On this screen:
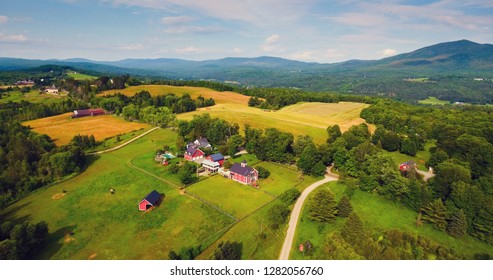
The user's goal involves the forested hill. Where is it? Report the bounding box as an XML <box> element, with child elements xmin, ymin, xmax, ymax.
<box><xmin>2</xmin><ymin>40</ymin><xmax>493</xmax><ymax>103</ymax></box>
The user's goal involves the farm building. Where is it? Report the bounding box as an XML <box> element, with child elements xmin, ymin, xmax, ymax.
<box><xmin>184</xmin><ymin>146</ymin><xmax>205</xmax><ymax>161</ymax></box>
<box><xmin>399</xmin><ymin>161</ymin><xmax>417</xmax><ymax>172</ymax></box>
<box><xmin>206</xmin><ymin>153</ymin><xmax>225</xmax><ymax>166</ymax></box>
<box><xmin>202</xmin><ymin>159</ymin><xmax>220</xmax><ymax>173</ymax></box>
<box><xmin>44</xmin><ymin>85</ymin><xmax>59</xmax><ymax>94</ymax></box>
<box><xmin>138</xmin><ymin>190</ymin><xmax>162</xmax><ymax>211</ymax></box>
<box><xmin>187</xmin><ymin>137</ymin><xmax>212</xmax><ymax>150</ymax></box>
<box><xmin>229</xmin><ymin>160</ymin><xmax>258</xmax><ymax>185</ymax></box>
<box><xmin>71</xmin><ymin>108</ymin><xmax>106</xmax><ymax>118</ymax></box>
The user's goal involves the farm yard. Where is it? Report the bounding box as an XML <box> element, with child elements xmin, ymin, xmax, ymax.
<box><xmin>23</xmin><ymin>113</ymin><xmax>151</xmax><ymax>146</ymax></box>
<box><xmin>0</xmin><ymin>88</ymin><xmax>66</xmax><ymax>105</ymax></box>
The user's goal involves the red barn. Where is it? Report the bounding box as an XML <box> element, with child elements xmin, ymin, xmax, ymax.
<box><xmin>229</xmin><ymin>160</ymin><xmax>258</xmax><ymax>185</ymax></box>
<box><xmin>206</xmin><ymin>153</ymin><xmax>225</xmax><ymax>166</ymax></box>
<box><xmin>138</xmin><ymin>190</ymin><xmax>161</xmax><ymax>211</ymax></box>
<box><xmin>399</xmin><ymin>161</ymin><xmax>416</xmax><ymax>172</ymax></box>
<box><xmin>184</xmin><ymin>147</ymin><xmax>205</xmax><ymax>161</ymax></box>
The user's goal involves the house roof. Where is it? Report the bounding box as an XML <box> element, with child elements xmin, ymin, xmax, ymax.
<box><xmin>230</xmin><ymin>162</ymin><xmax>255</xmax><ymax>177</ymax></box>
<box><xmin>143</xmin><ymin>190</ymin><xmax>161</xmax><ymax>205</ymax></box>
<box><xmin>186</xmin><ymin>146</ymin><xmax>204</xmax><ymax>156</ymax></box>
<box><xmin>196</xmin><ymin>137</ymin><xmax>211</xmax><ymax>148</ymax></box>
<box><xmin>209</xmin><ymin>153</ymin><xmax>224</xmax><ymax>161</ymax></box>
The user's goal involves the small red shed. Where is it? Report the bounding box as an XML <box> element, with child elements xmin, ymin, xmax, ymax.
<box><xmin>138</xmin><ymin>190</ymin><xmax>162</xmax><ymax>211</ymax></box>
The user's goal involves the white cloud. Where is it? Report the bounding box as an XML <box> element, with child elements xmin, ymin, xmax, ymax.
<box><xmin>233</xmin><ymin>47</ymin><xmax>242</xmax><ymax>53</ymax></box>
<box><xmin>117</xmin><ymin>43</ymin><xmax>144</xmax><ymax>50</ymax></box>
<box><xmin>176</xmin><ymin>45</ymin><xmax>201</xmax><ymax>53</ymax></box>
<box><xmin>379</xmin><ymin>48</ymin><xmax>397</xmax><ymax>57</ymax></box>
<box><xmin>0</xmin><ymin>15</ymin><xmax>8</xmax><ymax>24</ymax></box>
<box><xmin>290</xmin><ymin>50</ymin><xmax>316</xmax><ymax>61</ymax></box>
<box><xmin>0</xmin><ymin>33</ymin><xmax>27</xmax><ymax>42</ymax></box>
<box><xmin>160</xmin><ymin>16</ymin><xmax>195</xmax><ymax>25</ymax></box>
<box><xmin>164</xmin><ymin>25</ymin><xmax>223</xmax><ymax>35</ymax></box>
<box><xmin>262</xmin><ymin>34</ymin><xmax>283</xmax><ymax>52</ymax></box>
<box><xmin>265</xmin><ymin>34</ymin><xmax>279</xmax><ymax>45</ymax></box>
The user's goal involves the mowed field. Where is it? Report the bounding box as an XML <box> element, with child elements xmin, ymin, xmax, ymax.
<box><xmin>23</xmin><ymin>113</ymin><xmax>151</xmax><ymax>145</ymax></box>
<box><xmin>100</xmin><ymin>85</ymin><xmax>372</xmax><ymax>143</ymax></box>
<box><xmin>0</xmin><ymin>89</ymin><xmax>66</xmax><ymax>105</ymax></box>
<box><xmin>0</xmin><ymin>128</ymin><xmax>234</xmax><ymax>259</ymax></box>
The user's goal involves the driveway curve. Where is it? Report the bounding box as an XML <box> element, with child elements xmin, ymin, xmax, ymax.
<box><xmin>87</xmin><ymin>127</ymin><xmax>160</xmax><ymax>155</ymax></box>
<box><xmin>278</xmin><ymin>168</ymin><xmax>339</xmax><ymax>260</ymax></box>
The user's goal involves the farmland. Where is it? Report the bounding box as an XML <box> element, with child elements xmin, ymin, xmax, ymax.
<box><xmin>100</xmin><ymin>85</ymin><xmax>372</xmax><ymax>143</ymax></box>
<box><xmin>23</xmin><ymin>113</ymin><xmax>151</xmax><ymax>146</ymax></box>
<box><xmin>66</xmin><ymin>71</ymin><xmax>97</xmax><ymax>80</ymax></box>
<box><xmin>0</xmin><ymin>128</ymin><xmax>234</xmax><ymax>259</ymax></box>
<box><xmin>0</xmin><ymin>88</ymin><xmax>66</xmax><ymax>105</ymax></box>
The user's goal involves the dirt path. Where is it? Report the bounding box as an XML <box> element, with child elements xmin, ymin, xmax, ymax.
<box><xmin>87</xmin><ymin>127</ymin><xmax>160</xmax><ymax>156</ymax></box>
<box><xmin>278</xmin><ymin>167</ymin><xmax>339</xmax><ymax>260</ymax></box>
<box><xmin>417</xmin><ymin>169</ymin><xmax>435</xmax><ymax>181</ymax></box>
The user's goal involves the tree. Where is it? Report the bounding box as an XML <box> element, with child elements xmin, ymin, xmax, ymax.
<box><xmin>293</xmin><ymin>135</ymin><xmax>314</xmax><ymax>156</ymax></box>
<box><xmin>297</xmin><ymin>144</ymin><xmax>318</xmax><ymax>174</ymax></box>
<box><xmin>307</xmin><ymin>188</ymin><xmax>338</xmax><ymax>222</ymax></box>
<box><xmin>432</xmin><ymin>161</ymin><xmax>471</xmax><ymax>200</ymax></box>
<box><xmin>381</xmin><ymin>131</ymin><xmax>400</xmax><ymax>152</ymax></box>
<box><xmin>447</xmin><ymin>209</ymin><xmax>467</xmax><ymax>238</ymax></box>
<box><xmin>337</xmin><ymin>195</ymin><xmax>353</xmax><ymax>217</ymax></box>
<box><xmin>327</xmin><ymin>125</ymin><xmax>342</xmax><ymax>144</ymax></box>
<box><xmin>178</xmin><ymin>162</ymin><xmax>197</xmax><ymax>185</ymax></box>
<box><xmin>268</xmin><ymin>204</ymin><xmax>290</xmax><ymax>225</ymax></box>
<box><xmin>256</xmin><ymin>166</ymin><xmax>270</xmax><ymax>179</ymax></box>
<box><xmin>213</xmin><ymin>241</ymin><xmax>242</xmax><ymax>260</ymax></box>
<box><xmin>341</xmin><ymin>212</ymin><xmax>364</xmax><ymax>244</ymax></box>
<box><xmin>279</xmin><ymin>188</ymin><xmax>301</xmax><ymax>205</ymax></box>
<box><xmin>226</xmin><ymin>134</ymin><xmax>244</xmax><ymax>156</ymax></box>
<box><xmin>421</xmin><ymin>199</ymin><xmax>448</xmax><ymax>231</ymax></box>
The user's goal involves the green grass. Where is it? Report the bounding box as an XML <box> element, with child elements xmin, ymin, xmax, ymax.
<box><xmin>291</xmin><ymin>182</ymin><xmax>493</xmax><ymax>260</ymax></box>
<box><xmin>86</xmin><ymin>127</ymin><xmax>152</xmax><ymax>153</ymax></box>
<box><xmin>0</xmin><ymin>128</ymin><xmax>234</xmax><ymax>259</ymax></box>
<box><xmin>186</xmin><ymin>175</ymin><xmax>275</xmax><ymax>219</ymax></box>
<box><xmin>255</xmin><ymin>162</ymin><xmax>304</xmax><ymax>196</ymax></box>
<box><xmin>418</xmin><ymin>97</ymin><xmax>451</xmax><ymax>105</ymax></box>
<box><xmin>383</xmin><ymin>141</ymin><xmax>434</xmax><ymax>171</ymax></box>
<box><xmin>0</xmin><ymin>89</ymin><xmax>66</xmax><ymax>105</ymax></box>
<box><xmin>66</xmin><ymin>72</ymin><xmax>97</xmax><ymax>80</ymax></box>
<box><xmin>229</xmin><ymin>153</ymin><xmax>261</xmax><ymax>165</ymax></box>
<box><xmin>131</xmin><ymin>151</ymin><xmax>185</xmax><ymax>188</ymax></box>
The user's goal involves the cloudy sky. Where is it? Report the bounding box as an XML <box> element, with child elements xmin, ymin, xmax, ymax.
<box><xmin>1</xmin><ymin>0</ymin><xmax>492</xmax><ymax>62</ymax></box>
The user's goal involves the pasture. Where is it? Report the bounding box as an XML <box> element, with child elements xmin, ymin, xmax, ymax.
<box><xmin>23</xmin><ymin>113</ymin><xmax>151</xmax><ymax>146</ymax></box>
<box><xmin>0</xmin><ymin>128</ymin><xmax>234</xmax><ymax>259</ymax></box>
<box><xmin>66</xmin><ymin>71</ymin><xmax>97</xmax><ymax>80</ymax></box>
<box><xmin>291</xmin><ymin>182</ymin><xmax>493</xmax><ymax>260</ymax></box>
<box><xmin>0</xmin><ymin>89</ymin><xmax>65</xmax><ymax>105</ymax></box>
<box><xmin>418</xmin><ymin>97</ymin><xmax>451</xmax><ymax>105</ymax></box>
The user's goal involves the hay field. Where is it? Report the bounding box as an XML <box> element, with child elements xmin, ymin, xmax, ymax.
<box><xmin>23</xmin><ymin>113</ymin><xmax>150</xmax><ymax>145</ymax></box>
<box><xmin>100</xmin><ymin>85</ymin><xmax>250</xmax><ymax>105</ymax></box>
<box><xmin>179</xmin><ymin>102</ymin><xmax>371</xmax><ymax>143</ymax></box>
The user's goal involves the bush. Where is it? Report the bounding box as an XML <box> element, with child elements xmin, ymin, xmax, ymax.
<box><xmin>279</xmin><ymin>188</ymin><xmax>301</xmax><ymax>205</ymax></box>
<box><xmin>268</xmin><ymin>204</ymin><xmax>290</xmax><ymax>225</ymax></box>
<box><xmin>257</xmin><ymin>166</ymin><xmax>270</xmax><ymax>179</ymax></box>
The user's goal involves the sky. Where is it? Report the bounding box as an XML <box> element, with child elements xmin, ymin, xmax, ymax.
<box><xmin>1</xmin><ymin>0</ymin><xmax>493</xmax><ymax>63</ymax></box>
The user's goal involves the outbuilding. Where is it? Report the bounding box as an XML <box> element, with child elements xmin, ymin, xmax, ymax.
<box><xmin>138</xmin><ymin>190</ymin><xmax>162</xmax><ymax>211</ymax></box>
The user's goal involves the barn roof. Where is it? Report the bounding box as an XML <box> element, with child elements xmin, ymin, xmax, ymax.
<box><xmin>144</xmin><ymin>190</ymin><xmax>161</xmax><ymax>205</ymax></box>
<box><xmin>209</xmin><ymin>153</ymin><xmax>224</xmax><ymax>161</ymax></box>
<box><xmin>230</xmin><ymin>162</ymin><xmax>255</xmax><ymax>177</ymax></box>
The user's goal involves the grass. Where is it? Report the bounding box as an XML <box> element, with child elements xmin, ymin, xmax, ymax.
<box><xmin>186</xmin><ymin>175</ymin><xmax>275</xmax><ymax>219</ymax></box>
<box><xmin>23</xmin><ymin>113</ymin><xmax>151</xmax><ymax>146</ymax></box>
<box><xmin>291</xmin><ymin>182</ymin><xmax>493</xmax><ymax>260</ymax></box>
<box><xmin>418</xmin><ymin>97</ymin><xmax>451</xmax><ymax>105</ymax></box>
<box><xmin>0</xmin><ymin>128</ymin><xmax>234</xmax><ymax>259</ymax></box>
<box><xmin>100</xmin><ymin>85</ymin><xmax>372</xmax><ymax>144</ymax></box>
<box><xmin>255</xmin><ymin>162</ymin><xmax>304</xmax><ymax>196</ymax></box>
<box><xmin>66</xmin><ymin>72</ymin><xmax>97</xmax><ymax>80</ymax></box>
<box><xmin>0</xmin><ymin>89</ymin><xmax>66</xmax><ymax>105</ymax></box>
<box><xmin>131</xmin><ymin>151</ymin><xmax>184</xmax><ymax>187</ymax></box>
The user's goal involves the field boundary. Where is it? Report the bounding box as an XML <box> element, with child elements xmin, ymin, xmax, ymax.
<box><xmin>87</xmin><ymin>127</ymin><xmax>160</xmax><ymax>155</ymax></box>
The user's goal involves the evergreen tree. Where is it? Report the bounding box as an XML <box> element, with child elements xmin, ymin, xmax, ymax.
<box><xmin>307</xmin><ymin>188</ymin><xmax>338</xmax><ymax>222</ymax></box>
<box><xmin>213</xmin><ymin>241</ymin><xmax>242</xmax><ymax>260</ymax></box>
<box><xmin>337</xmin><ymin>195</ymin><xmax>353</xmax><ymax>217</ymax></box>
<box><xmin>447</xmin><ymin>209</ymin><xmax>467</xmax><ymax>238</ymax></box>
<box><xmin>421</xmin><ymin>199</ymin><xmax>448</xmax><ymax>231</ymax></box>
<box><xmin>341</xmin><ymin>212</ymin><xmax>364</xmax><ymax>244</ymax></box>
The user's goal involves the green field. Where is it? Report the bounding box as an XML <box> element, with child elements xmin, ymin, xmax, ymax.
<box><xmin>418</xmin><ymin>97</ymin><xmax>451</xmax><ymax>105</ymax></box>
<box><xmin>0</xmin><ymin>128</ymin><xmax>234</xmax><ymax>259</ymax></box>
<box><xmin>383</xmin><ymin>142</ymin><xmax>434</xmax><ymax>171</ymax></box>
<box><xmin>291</xmin><ymin>182</ymin><xmax>493</xmax><ymax>260</ymax></box>
<box><xmin>66</xmin><ymin>72</ymin><xmax>97</xmax><ymax>80</ymax></box>
<box><xmin>0</xmin><ymin>89</ymin><xmax>66</xmax><ymax>105</ymax></box>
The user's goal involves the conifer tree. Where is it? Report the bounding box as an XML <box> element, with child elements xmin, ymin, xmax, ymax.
<box><xmin>447</xmin><ymin>209</ymin><xmax>467</xmax><ymax>238</ymax></box>
<box><xmin>341</xmin><ymin>212</ymin><xmax>364</xmax><ymax>244</ymax></box>
<box><xmin>337</xmin><ymin>195</ymin><xmax>353</xmax><ymax>217</ymax></box>
<box><xmin>421</xmin><ymin>199</ymin><xmax>448</xmax><ymax>231</ymax></box>
<box><xmin>308</xmin><ymin>188</ymin><xmax>338</xmax><ymax>222</ymax></box>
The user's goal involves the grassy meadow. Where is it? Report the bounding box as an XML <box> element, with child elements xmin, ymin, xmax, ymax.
<box><xmin>66</xmin><ymin>72</ymin><xmax>97</xmax><ymax>80</ymax></box>
<box><xmin>23</xmin><ymin>113</ymin><xmax>151</xmax><ymax>146</ymax></box>
<box><xmin>0</xmin><ymin>88</ymin><xmax>66</xmax><ymax>105</ymax></box>
<box><xmin>291</xmin><ymin>182</ymin><xmax>493</xmax><ymax>260</ymax></box>
<box><xmin>100</xmin><ymin>85</ymin><xmax>372</xmax><ymax>143</ymax></box>
<box><xmin>418</xmin><ymin>97</ymin><xmax>451</xmax><ymax>105</ymax></box>
<box><xmin>0</xmin><ymin>128</ymin><xmax>234</xmax><ymax>259</ymax></box>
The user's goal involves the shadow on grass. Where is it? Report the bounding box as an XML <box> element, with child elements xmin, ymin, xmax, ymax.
<box><xmin>35</xmin><ymin>224</ymin><xmax>78</xmax><ymax>260</ymax></box>
<box><xmin>0</xmin><ymin>201</ymin><xmax>32</xmax><ymax>225</ymax></box>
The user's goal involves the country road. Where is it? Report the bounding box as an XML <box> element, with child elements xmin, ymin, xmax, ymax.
<box><xmin>278</xmin><ymin>168</ymin><xmax>339</xmax><ymax>260</ymax></box>
<box><xmin>87</xmin><ymin>127</ymin><xmax>160</xmax><ymax>156</ymax></box>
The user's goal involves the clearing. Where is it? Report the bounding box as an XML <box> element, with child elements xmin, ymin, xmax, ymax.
<box><xmin>23</xmin><ymin>113</ymin><xmax>151</xmax><ymax>146</ymax></box>
<box><xmin>66</xmin><ymin>72</ymin><xmax>97</xmax><ymax>80</ymax></box>
<box><xmin>0</xmin><ymin>88</ymin><xmax>66</xmax><ymax>105</ymax></box>
<box><xmin>418</xmin><ymin>97</ymin><xmax>451</xmax><ymax>105</ymax></box>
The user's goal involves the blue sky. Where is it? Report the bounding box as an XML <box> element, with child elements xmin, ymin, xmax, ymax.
<box><xmin>1</xmin><ymin>0</ymin><xmax>492</xmax><ymax>62</ymax></box>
